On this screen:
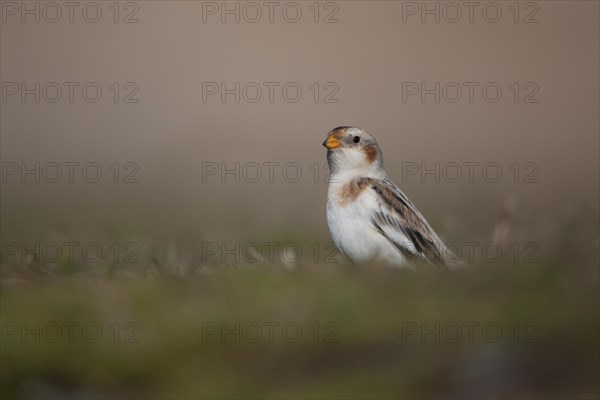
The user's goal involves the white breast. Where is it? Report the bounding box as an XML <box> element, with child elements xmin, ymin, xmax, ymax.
<box><xmin>326</xmin><ymin>178</ymin><xmax>412</xmax><ymax>268</ymax></box>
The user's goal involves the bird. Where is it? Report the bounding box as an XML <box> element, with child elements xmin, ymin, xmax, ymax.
<box><xmin>323</xmin><ymin>126</ymin><xmax>460</xmax><ymax>269</ymax></box>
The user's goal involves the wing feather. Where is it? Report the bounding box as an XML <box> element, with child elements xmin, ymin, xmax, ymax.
<box><xmin>366</xmin><ymin>177</ymin><xmax>456</xmax><ymax>266</ymax></box>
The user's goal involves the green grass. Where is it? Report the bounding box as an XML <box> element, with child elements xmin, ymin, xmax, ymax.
<box><xmin>1</xmin><ymin>213</ymin><xmax>598</xmax><ymax>399</ymax></box>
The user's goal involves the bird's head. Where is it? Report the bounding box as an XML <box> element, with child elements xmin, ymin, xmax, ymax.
<box><xmin>323</xmin><ymin>126</ymin><xmax>384</xmax><ymax>176</ymax></box>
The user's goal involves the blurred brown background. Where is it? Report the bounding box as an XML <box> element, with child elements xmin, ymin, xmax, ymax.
<box><xmin>1</xmin><ymin>2</ymin><xmax>599</xmax><ymax>399</ymax></box>
<box><xmin>1</xmin><ymin>0</ymin><xmax>598</xmax><ymax>242</ymax></box>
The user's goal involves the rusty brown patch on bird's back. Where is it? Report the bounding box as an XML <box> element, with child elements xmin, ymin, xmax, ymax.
<box><xmin>364</xmin><ymin>145</ymin><xmax>378</xmax><ymax>164</ymax></box>
<box><xmin>339</xmin><ymin>177</ymin><xmax>374</xmax><ymax>206</ymax></box>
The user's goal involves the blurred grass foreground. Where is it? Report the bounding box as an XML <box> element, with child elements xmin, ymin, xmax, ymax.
<box><xmin>1</xmin><ymin>214</ymin><xmax>599</xmax><ymax>399</ymax></box>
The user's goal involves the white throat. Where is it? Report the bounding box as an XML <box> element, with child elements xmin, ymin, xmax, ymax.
<box><xmin>328</xmin><ymin>163</ymin><xmax>386</xmax><ymax>188</ymax></box>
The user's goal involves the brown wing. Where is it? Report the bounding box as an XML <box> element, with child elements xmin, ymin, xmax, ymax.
<box><xmin>368</xmin><ymin>178</ymin><xmax>451</xmax><ymax>266</ymax></box>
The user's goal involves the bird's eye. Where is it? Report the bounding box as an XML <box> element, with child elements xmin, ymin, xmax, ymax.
<box><xmin>353</xmin><ymin>136</ymin><xmax>360</xmax><ymax>143</ymax></box>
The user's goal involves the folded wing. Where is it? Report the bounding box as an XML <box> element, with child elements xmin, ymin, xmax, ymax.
<box><xmin>366</xmin><ymin>177</ymin><xmax>457</xmax><ymax>267</ymax></box>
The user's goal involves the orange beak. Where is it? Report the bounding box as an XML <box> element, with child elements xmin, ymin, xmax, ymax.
<box><xmin>322</xmin><ymin>135</ymin><xmax>342</xmax><ymax>149</ymax></box>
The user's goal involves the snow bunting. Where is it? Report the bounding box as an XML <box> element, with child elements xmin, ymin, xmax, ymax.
<box><xmin>323</xmin><ymin>126</ymin><xmax>459</xmax><ymax>268</ymax></box>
